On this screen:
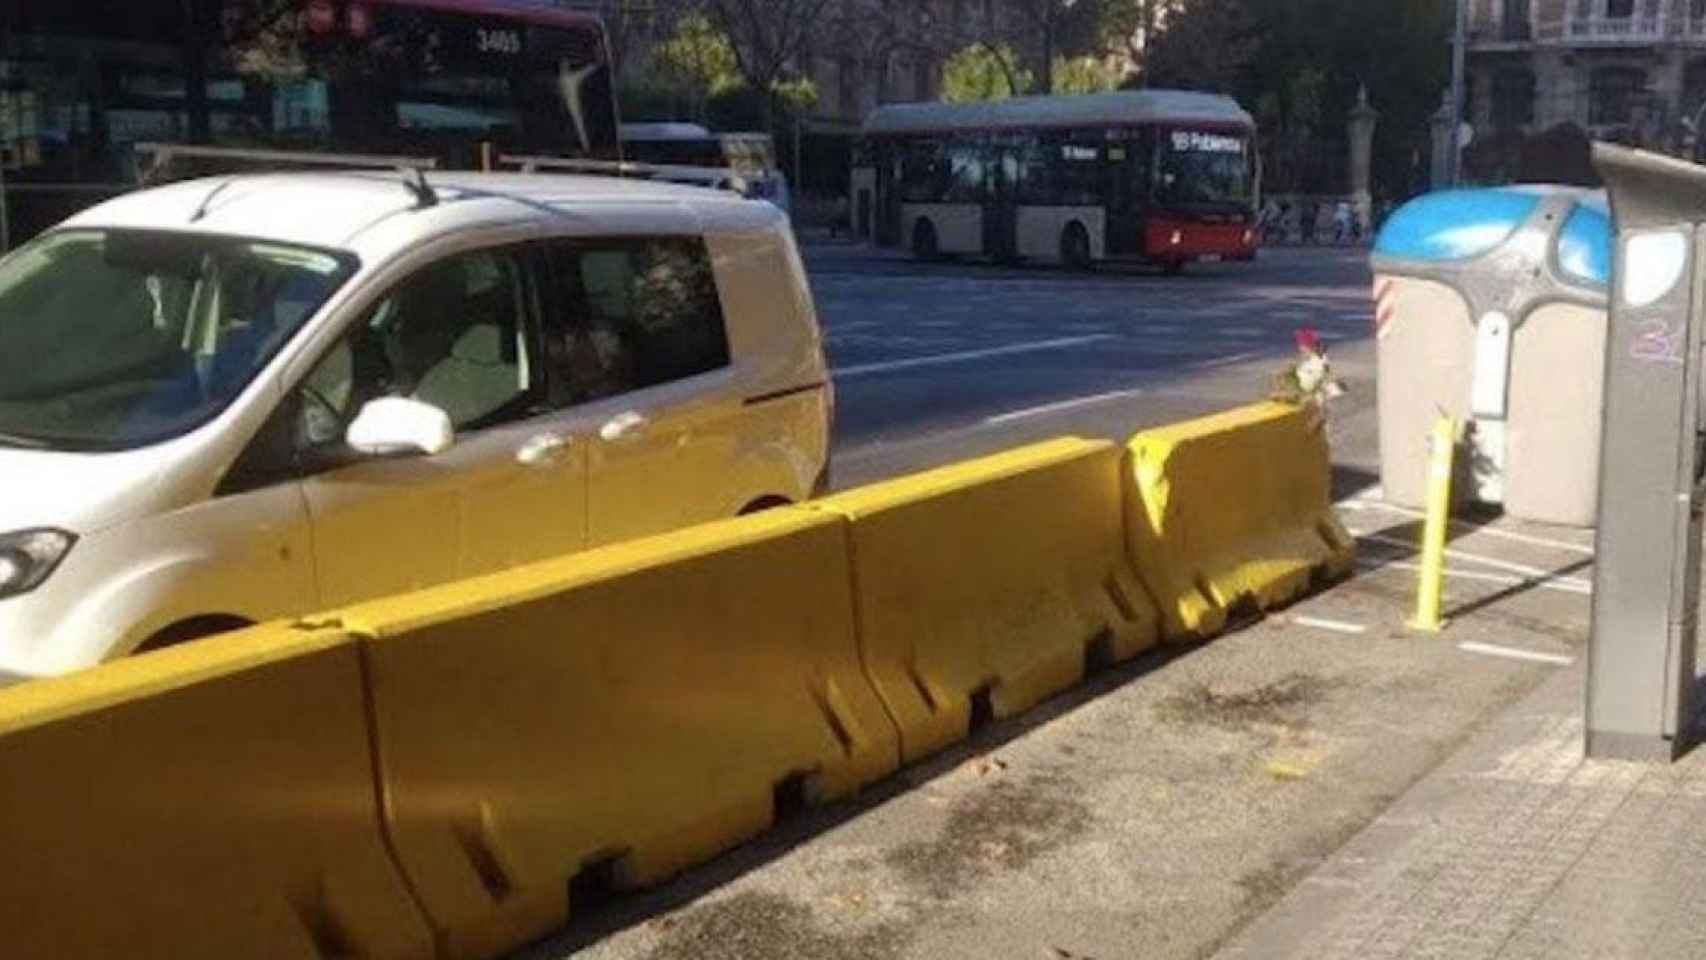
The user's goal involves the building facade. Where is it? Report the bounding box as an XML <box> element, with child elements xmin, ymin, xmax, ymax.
<box><xmin>1466</xmin><ymin>0</ymin><xmax>1706</xmax><ymax>149</ymax></box>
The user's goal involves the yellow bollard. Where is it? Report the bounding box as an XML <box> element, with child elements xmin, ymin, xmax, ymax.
<box><xmin>1409</xmin><ymin>414</ymin><xmax>1456</xmax><ymax>632</ymax></box>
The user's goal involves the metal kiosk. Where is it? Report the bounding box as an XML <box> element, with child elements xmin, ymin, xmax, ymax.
<box><xmin>1586</xmin><ymin>144</ymin><xmax>1706</xmax><ymax>761</ymax></box>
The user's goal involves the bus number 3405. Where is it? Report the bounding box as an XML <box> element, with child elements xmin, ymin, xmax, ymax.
<box><xmin>477</xmin><ymin>28</ymin><xmax>523</xmax><ymax>55</ymax></box>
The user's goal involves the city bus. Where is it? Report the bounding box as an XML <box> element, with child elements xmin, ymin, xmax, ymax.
<box><xmin>0</xmin><ymin>0</ymin><xmax>620</xmax><ymax>249</ymax></box>
<box><xmin>620</xmin><ymin>122</ymin><xmax>791</xmax><ymax>213</ymax></box>
<box><xmin>851</xmin><ymin>90</ymin><xmax>1258</xmax><ymax>273</ymax></box>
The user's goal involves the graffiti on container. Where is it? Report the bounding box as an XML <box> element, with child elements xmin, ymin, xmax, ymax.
<box><xmin>1632</xmin><ymin>317</ymin><xmax>1686</xmax><ymax>366</ymax></box>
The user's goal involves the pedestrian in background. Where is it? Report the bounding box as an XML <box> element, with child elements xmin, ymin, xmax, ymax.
<box><xmin>1332</xmin><ymin>201</ymin><xmax>1353</xmax><ymax>245</ymax></box>
<box><xmin>1300</xmin><ymin>201</ymin><xmax>1318</xmax><ymax>245</ymax></box>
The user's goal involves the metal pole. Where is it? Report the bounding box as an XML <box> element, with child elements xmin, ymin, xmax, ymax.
<box><xmin>0</xmin><ymin>159</ymin><xmax>9</xmax><ymax>254</ymax></box>
<box><xmin>1448</xmin><ymin>0</ymin><xmax>1468</xmax><ymax>186</ymax></box>
<box><xmin>1410</xmin><ymin>414</ymin><xmax>1456</xmax><ymax>633</ymax></box>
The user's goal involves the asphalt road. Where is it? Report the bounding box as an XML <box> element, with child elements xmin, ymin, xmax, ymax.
<box><xmin>808</xmin><ymin>242</ymin><xmax>1379</xmax><ymax>488</ymax></box>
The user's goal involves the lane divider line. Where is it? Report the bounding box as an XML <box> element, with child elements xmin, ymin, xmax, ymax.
<box><xmin>984</xmin><ymin>388</ymin><xmax>1147</xmax><ymax>426</ymax></box>
<box><xmin>1457</xmin><ymin>641</ymin><xmax>1575</xmax><ymax>666</ymax></box>
<box><xmin>1293</xmin><ymin>616</ymin><xmax>1369</xmax><ymax>634</ymax></box>
<box><xmin>834</xmin><ymin>334</ymin><xmax>1118</xmax><ymax>379</ymax></box>
<box><xmin>1191</xmin><ymin>350</ymin><xmax>1261</xmax><ymax>370</ymax></box>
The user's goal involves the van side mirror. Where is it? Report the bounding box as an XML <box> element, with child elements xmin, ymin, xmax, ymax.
<box><xmin>346</xmin><ymin>397</ymin><xmax>454</xmax><ymax>457</ymax></box>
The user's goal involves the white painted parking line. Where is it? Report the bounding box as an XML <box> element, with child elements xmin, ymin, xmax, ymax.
<box><xmin>1293</xmin><ymin>616</ymin><xmax>1368</xmax><ymax>635</ymax></box>
<box><xmin>1356</xmin><ymin>558</ymin><xmax>1592</xmax><ymax>596</ymax></box>
<box><xmin>1361</xmin><ymin>533</ymin><xmax>1593</xmax><ymax>591</ymax></box>
<box><xmin>1457</xmin><ymin>641</ymin><xmax>1575</xmax><ymax>666</ymax></box>
<box><xmin>833</xmin><ymin>334</ymin><xmax>1118</xmax><ymax>379</ymax></box>
<box><xmin>984</xmin><ymin>388</ymin><xmax>1146</xmax><ymax>425</ymax></box>
<box><xmin>1340</xmin><ymin>500</ymin><xmax>1595</xmax><ymax>556</ymax></box>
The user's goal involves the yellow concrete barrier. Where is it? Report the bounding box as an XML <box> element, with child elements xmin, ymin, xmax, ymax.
<box><xmin>0</xmin><ymin>623</ymin><xmax>432</xmax><ymax>960</ymax></box>
<box><xmin>809</xmin><ymin>438</ymin><xmax>1159</xmax><ymax>764</ymax></box>
<box><xmin>342</xmin><ymin>508</ymin><xmax>898</xmax><ymax>959</ymax></box>
<box><xmin>1126</xmin><ymin>402</ymin><xmax>1354</xmax><ymax>640</ymax></box>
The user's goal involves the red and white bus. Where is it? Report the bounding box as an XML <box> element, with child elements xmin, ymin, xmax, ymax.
<box><xmin>850</xmin><ymin>90</ymin><xmax>1258</xmax><ymax>273</ymax></box>
<box><xmin>0</xmin><ymin>0</ymin><xmax>620</xmax><ymax>248</ymax></box>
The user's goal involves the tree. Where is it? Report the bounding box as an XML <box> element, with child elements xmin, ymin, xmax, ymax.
<box><xmin>1139</xmin><ymin>0</ymin><xmax>1257</xmax><ymax>93</ymax></box>
<box><xmin>704</xmin><ymin>0</ymin><xmax>837</xmax><ymax>126</ymax></box>
<box><xmin>1007</xmin><ymin>0</ymin><xmax>1106</xmax><ymax>94</ymax></box>
<box><xmin>942</xmin><ymin>43</ymin><xmax>1034</xmax><ymax>102</ymax></box>
<box><xmin>652</xmin><ymin>12</ymin><xmax>744</xmax><ymax>121</ymax></box>
<box><xmin>1052</xmin><ymin>55</ymin><xmax>1118</xmax><ymax>94</ymax></box>
<box><xmin>1100</xmin><ymin>0</ymin><xmax>1158</xmax><ymax>81</ymax></box>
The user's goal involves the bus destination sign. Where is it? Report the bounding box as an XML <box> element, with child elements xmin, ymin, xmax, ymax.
<box><xmin>1171</xmin><ymin>131</ymin><xmax>1245</xmax><ymax>155</ymax></box>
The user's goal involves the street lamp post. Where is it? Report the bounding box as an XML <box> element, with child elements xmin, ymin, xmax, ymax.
<box><xmin>1447</xmin><ymin>0</ymin><xmax>1468</xmax><ymax>186</ymax></box>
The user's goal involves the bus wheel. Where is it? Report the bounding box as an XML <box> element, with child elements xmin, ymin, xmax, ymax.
<box><xmin>1060</xmin><ymin>223</ymin><xmax>1093</xmax><ymax>271</ymax></box>
<box><xmin>912</xmin><ymin>219</ymin><xmax>940</xmax><ymax>261</ymax></box>
<box><xmin>1161</xmin><ymin>258</ymin><xmax>1188</xmax><ymax>277</ymax></box>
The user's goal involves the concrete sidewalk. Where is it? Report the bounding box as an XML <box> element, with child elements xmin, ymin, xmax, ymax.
<box><xmin>1216</xmin><ymin>659</ymin><xmax>1706</xmax><ymax>960</ymax></box>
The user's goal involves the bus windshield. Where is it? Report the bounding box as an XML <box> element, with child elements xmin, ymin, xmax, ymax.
<box><xmin>1155</xmin><ymin>130</ymin><xmax>1252</xmax><ymax>209</ymax></box>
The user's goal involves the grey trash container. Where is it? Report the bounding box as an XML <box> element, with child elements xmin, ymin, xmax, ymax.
<box><xmin>1370</xmin><ymin>186</ymin><xmax>1611</xmax><ymax>526</ymax></box>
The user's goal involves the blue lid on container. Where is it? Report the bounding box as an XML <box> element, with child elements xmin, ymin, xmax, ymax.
<box><xmin>1555</xmin><ymin>192</ymin><xmax>1610</xmax><ymax>289</ymax></box>
<box><xmin>1374</xmin><ymin>188</ymin><xmax>1543</xmax><ymax>262</ymax></box>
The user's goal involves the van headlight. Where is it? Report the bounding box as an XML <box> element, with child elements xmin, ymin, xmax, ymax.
<box><xmin>0</xmin><ymin>529</ymin><xmax>76</xmax><ymax>600</ymax></box>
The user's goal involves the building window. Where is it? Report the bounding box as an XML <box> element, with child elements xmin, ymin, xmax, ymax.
<box><xmin>1606</xmin><ymin>0</ymin><xmax>1635</xmax><ymax>18</ymax></box>
<box><xmin>1492</xmin><ymin>69</ymin><xmax>1536</xmax><ymax>128</ymax></box>
<box><xmin>1590</xmin><ymin>66</ymin><xmax>1645</xmax><ymax>125</ymax></box>
<box><xmin>1501</xmin><ymin>0</ymin><xmax>1531</xmax><ymax>40</ymax></box>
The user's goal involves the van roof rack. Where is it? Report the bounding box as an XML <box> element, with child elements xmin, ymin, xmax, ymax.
<box><xmin>498</xmin><ymin>154</ymin><xmax>750</xmax><ymax>197</ymax></box>
<box><xmin>135</xmin><ymin>143</ymin><xmax>439</xmax><ymax>185</ymax></box>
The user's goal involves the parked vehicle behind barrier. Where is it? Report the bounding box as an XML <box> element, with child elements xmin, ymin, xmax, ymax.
<box><xmin>0</xmin><ymin>170</ymin><xmax>832</xmax><ymax>681</ymax></box>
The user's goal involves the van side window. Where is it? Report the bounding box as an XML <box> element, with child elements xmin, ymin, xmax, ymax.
<box><xmin>293</xmin><ymin>246</ymin><xmax>542</xmax><ymax>452</ymax></box>
<box><xmin>543</xmin><ymin>237</ymin><xmax>730</xmax><ymax>406</ymax></box>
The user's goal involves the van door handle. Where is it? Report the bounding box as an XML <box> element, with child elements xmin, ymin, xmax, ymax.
<box><xmin>516</xmin><ymin>432</ymin><xmax>573</xmax><ymax>465</ymax></box>
<box><xmin>599</xmin><ymin>411</ymin><xmax>650</xmax><ymax>443</ymax></box>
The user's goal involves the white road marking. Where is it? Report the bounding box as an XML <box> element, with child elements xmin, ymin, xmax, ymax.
<box><xmin>984</xmin><ymin>388</ymin><xmax>1147</xmax><ymax>425</ymax></box>
<box><xmin>1340</xmin><ymin>500</ymin><xmax>1595</xmax><ymax>556</ymax></box>
<box><xmin>1360</xmin><ymin>533</ymin><xmax>1593</xmax><ymax>591</ymax></box>
<box><xmin>1219</xmin><ymin>327</ymin><xmax>1270</xmax><ymax>338</ymax></box>
<box><xmin>1293</xmin><ymin>616</ymin><xmax>1368</xmax><ymax>635</ymax></box>
<box><xmin>833</xmin><ymin>334</ymin><xmax>1117</xmax><ymax>378</ymax></box>
<box><xmin>1457</xmin><ymin>641</ymin><xmax>1575</xmax><ymax>666</ymax></box>
<box><xmin>1192</xmin><ymin>351</ymin><xmax>1261</xmax><ymax>370</ymax></box>
<box><xmin>1356</xmin><ymin>558</ymin><xmax>1592</xmax><ymax>596</ymax></box>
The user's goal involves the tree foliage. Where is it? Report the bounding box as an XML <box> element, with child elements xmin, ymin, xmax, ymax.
<box><xmin>654</xmin><ymin>13</ymin><xmax>744</xmax><ymax>98</ymax></box>
<box><xmin>1052</xmin><ymin>55</ymin><xmax>1119</xmax><ymax>95</ymax></box>
<box><xmin>703</xmin><ymin>0</ymin><xmax>835</xmax><ymax>125</ymax></box>
<box><xmin>942</xmin><ymin>43</ymin><xmax>1034</xmax><ymax>102</ymax></box>
<box><xmin>1139</xmin><ymin>0</ymin><xmax>1257</xmax><ymax>94</ymax></box>
<box><xmin>1129</xmin><ymin>0</ymin><xmax>1450</xmax><ymax>196</ymax></box>
<box><xmin>1005</xmin><ymin>0</ymin><xmax>1108</xmax><ymax>93</ymax></box>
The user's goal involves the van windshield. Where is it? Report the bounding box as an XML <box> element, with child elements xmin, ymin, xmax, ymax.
<box><xmin>0</xmin><ymin>230</ymin><xmax>357</xmax><ymax>451</ymax></box>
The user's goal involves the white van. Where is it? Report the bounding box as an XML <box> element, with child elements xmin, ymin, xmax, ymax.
<box><xmin>0</xmin><ymin>171</ymin><xmax>832</xmax><ymax>682</ymax></box>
